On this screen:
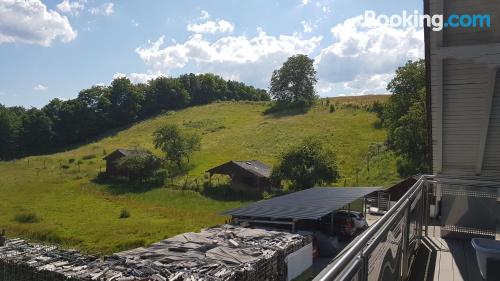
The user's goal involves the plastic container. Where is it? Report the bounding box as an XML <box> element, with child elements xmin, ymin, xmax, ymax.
<box><xmin>471</xmin><ymin>238</ymin><xmax>500</xmax><ymax>280</ymax></box>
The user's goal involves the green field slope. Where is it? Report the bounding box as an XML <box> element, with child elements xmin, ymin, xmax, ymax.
<box><xmin>0</xmin><ymin>96</ymin><xmax>399</xmax><ymax>254</ymax></box>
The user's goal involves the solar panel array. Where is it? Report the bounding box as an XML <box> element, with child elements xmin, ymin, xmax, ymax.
<box><xmin>223</xmin><ymin>187</ymin><xmax>380</xmax><ymax>220</ymax></box>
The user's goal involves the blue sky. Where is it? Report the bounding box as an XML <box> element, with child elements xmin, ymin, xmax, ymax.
<box><xmin>0</xmin><ymin>0</ymin><xmax>423</xmax><ymax>107</ymax></box>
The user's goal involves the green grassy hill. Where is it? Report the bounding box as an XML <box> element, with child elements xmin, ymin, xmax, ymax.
<box><xmin>0</xmin><ymin>96</ymin><xmax>399</xmax><ymax>254</ymax></box>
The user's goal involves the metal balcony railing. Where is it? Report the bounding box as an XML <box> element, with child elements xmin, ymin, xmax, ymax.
<box><xmin>437</xmin><ymin>176</ymin><xmax>499</xmax><ymax>239</ymax></box>
<box><xmin>314</xmin><ymin>175</ymin><xmax>500</xmax><ymax>281</ymax></box>
<box><xmin>313</xmin><ymin>175</ymin><xmax>435</xmax><ymax>281</ymax></box>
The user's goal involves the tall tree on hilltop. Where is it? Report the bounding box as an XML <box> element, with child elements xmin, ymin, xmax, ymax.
<box><xmin>269</xmin><ymin>54</ymin><xmax>318</xmax><ymax>108</ymax></box>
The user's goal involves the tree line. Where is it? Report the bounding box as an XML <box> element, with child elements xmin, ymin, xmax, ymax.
<box><xmin>0</xmin><ymin>73</ymin><xmax>269</xmax><ymax>160</ymax></box>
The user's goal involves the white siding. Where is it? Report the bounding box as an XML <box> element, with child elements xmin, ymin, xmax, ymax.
<box><xmin>482</xmin><ymin>71</ymin><xmax>500</xmax><ymax>174</ymax></box>
<box><xmin>430</xmin><ymin>0</ymin><xmax>500</xmax><ymax>177</ymax></box>
<box><xmin>431</xmin><ymin>57</ymin><xmax>443</xmax><ymax>173</ymax></box>
<box><xmin>442</xmin><ymin>59</ymin><xmax>488</xmax><ymax>174</ymax></box>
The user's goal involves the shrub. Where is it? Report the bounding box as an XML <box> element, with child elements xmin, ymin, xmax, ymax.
<box><xmin>115</xmin><ymin>239</ymin><xmax>145</xmax><ymax>252</ymax></box>
<box><xmin>119</xmin><ymin>208</ymin><xmax>131</xmax><ymax>219</ymax></box>
<box><xmin>116</xmin><ymin>150</ymin><xmax>162</xmax><ymax>183</ymax></box>
<box><xmin>61</xmin><ymin>164</ymin><xmax>70</xmax><ymax>169</ymax></box>
<box><xmin>15</xmin><ymin>213</ymin><xmax>40</xmax><ymax>223</ymax></box>
<box><xmin>68</xmin><ymin>158</ymin><xmax>75</xmax><ymax>164</ymax></box>
<box><xmin>271</xmin><ymin>138</ymin><xmax>340</xmax><ymax>190</ymax></box>
<box><xmin>96</xmin><ymin>171</ymin><xmax>108</xmax><ymax>181</ymax></box>
<box><xmin>262</xmin><ymin>191</ymin><xmax>272</xmax><ymax>200</ymax></box>
<box><xmin>329</xmin><ymin>104</ymin><xmax>336</xmax><ymax>113</ymax></box>
<box><xmin>82</xmin><ymin>154</ymin><xmax>96</xmax><ymax>160</ymax></box>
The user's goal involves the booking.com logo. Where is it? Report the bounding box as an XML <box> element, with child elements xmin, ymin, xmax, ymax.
<box><xmin>364</xmin><ymin>10</ymin><xmax>491</xmax><ymax>31</ymax></box>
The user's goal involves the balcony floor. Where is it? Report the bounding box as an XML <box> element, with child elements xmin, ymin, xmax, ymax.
<box><xmin>410</xmin><ymin>223</ymin><xmax>484</xmax><ymax>281</ymax></box>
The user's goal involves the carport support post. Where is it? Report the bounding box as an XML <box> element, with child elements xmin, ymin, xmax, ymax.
<box><xmin>363</xmin><ymin>197</ymin><xmax>366</xmax><ymax>218</ymax></box>
<box><xmin>330</xmin><ymin>212</ymin><xmax>334</xmax><ymax>234</ymax></box>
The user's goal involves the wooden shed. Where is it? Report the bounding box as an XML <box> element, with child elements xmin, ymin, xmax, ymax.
<box><xmin>103</xmin><ymin>149</ymin><xmax>147</xmax><ymax>178</ymax></box>
<box><xmin>207</xmin><ymin>160</ymin><xmax>272</xmax><ymax>192</ymax></box>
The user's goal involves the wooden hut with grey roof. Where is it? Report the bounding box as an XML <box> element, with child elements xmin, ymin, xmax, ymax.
<box><xmin>103</xmin><ymin>148</ymin><xmax>149</xmax><ymax>179</ymax></box>
<box><xmin>207</xmin><ymin>160</ymin><xmax>272</xmax><ymax>193</ymax></box>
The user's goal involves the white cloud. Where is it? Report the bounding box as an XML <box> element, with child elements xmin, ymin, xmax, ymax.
<box><xmin>187</xmin><ymin>19</ymin><xmax>235</xmax><ymax>34</ymax></box>
<box><xmin>33</xmin><ymin>84</ymin><xmax>48</xmax><ymax>92</ymax></box>
<box><xmin>315</xmin><ymin>1</ymin><xmax>331</xmax><ymax>14</ymax></box>
<box><xmin>136</xmin><ymin>31</ymin><xmax>322</xmax><ymax>87</ymax></box>
<box><xmin>0</xmin><ymin>0</ymin><xmax>77</xmax><ymax>46</ymax></box>
<box><xmin>314</xmin><ymin>15</ymin><xmax>423</xmax><ymax>95</ymax></box>
<box><xmin>132</xmin><ymin>14</ymin><xmax>423</xmax><ymax>96</ymax></box>
<box><xmin>301</xmin><ymin>0</ymin><xmax>311</xmax><ymax>6</ymax></box>
<box><xmin>104</xmin><ymin>3</ymin><xmax>114</xmax><ymax>15</ymax></box>
<box><xmin>199</xmin><ymin>10</ymin><xmax>210</xmax><ymax>20</ymax></box>
<box><xmin>56</xmin><ymin>0</ymin><xmax>85</xmax><ymax>16</ymax></box>
<box><xmin>321</xmin><ymin>5</ymin><xmax>331</xmax><ymax>14</ymax></box>
<box><xmin>89</xmin><ymin>2</ymin><xmax>114</xmax><ymax>16</ymax></box>
<box><xmin>112</xmin><ymin>72</ymin><xmax>164</xmax><ymax>84</ymax></box>
<box><xmin>301</xmin><ymin>20</ymin><xmax>313</xmax><ymax>33</ymax></box>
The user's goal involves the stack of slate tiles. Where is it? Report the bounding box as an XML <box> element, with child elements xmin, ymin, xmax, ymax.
<box><xmin>0</xmin><ymin>225</ymin><xmax>311</xmax><ymax>281</ymax></box>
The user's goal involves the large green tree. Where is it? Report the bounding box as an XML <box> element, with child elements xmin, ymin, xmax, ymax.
<box><xmin>18</xmin><ymin>108</ymin><xmax>54</xmax><ymax>156</ymax></box>
<box><xmin>153</xmin><ymin>124</ymin><xmax>201</xmax><ymax>169</ymax></box>
<box><xmin>270</xmin><ymin>54</ymin><xmax>318</xmax><ymax>108</ymax></box>
<box><xmin>110</xmin><ymin>77</ymin><xmax>144</xmax><ymax>125</ymax></box>
<box><xmin>144</xmin><ymin>77</ymin><xmax>190</xmax><ymax>115</ymax></box>
<box><xmin>382</xmin><ymin>59</ymin><xmax>430</xmax><ymax>176</ymax></box>
<box><xmin>0</xmin><ymin>105</ymin><xmax>20</xmax><ymax>160</ymax></box>
<box><xmin>271</xmin><ymin>138</ymin><xmax>339</xmax><ymax>190</ymax></box>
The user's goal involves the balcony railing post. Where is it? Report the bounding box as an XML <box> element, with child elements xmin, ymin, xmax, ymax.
<box><xmin>359</xmin><ymin>246</ymin><xmax>368</xmax><ymax>281</ymax></box>
<box><xmin>419</xmin><ymin>181</ymin><xmax>425</xmax><ymax>240</ymax></box>
<box><xmin>401</xmin><ymin>203</ymin><xmax>411</xmax><ymax>280</ymax></box>
<box><xmin>424</xmin><ymin>180</ymin><xmax>429</xmax><ymax>236</ymax></box>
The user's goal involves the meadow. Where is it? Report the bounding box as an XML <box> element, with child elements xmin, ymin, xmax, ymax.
<box><xmin>0</xmin><ymin>96</ymin><xmax>400</xmax><ymax>254</ymax></box>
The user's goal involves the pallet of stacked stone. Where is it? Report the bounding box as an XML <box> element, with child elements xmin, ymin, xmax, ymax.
<box><xmin>0</xmin><ymin>225</ymin><xmax>311</xmax><ymax>281</ymax></box>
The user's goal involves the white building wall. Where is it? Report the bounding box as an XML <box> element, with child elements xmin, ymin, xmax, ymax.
<box><xmin>430</xmin><ymin>0</ymin><xmax>500</xmax><ymax>177</ymax></box>
<box><xmin>285</xmin><ymin>243</ymin><xmax>313</xmax><ymax>281</ymax></box>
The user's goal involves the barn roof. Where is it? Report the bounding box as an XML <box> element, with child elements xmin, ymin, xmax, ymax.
<box><xmin>207</xmin><ymin>160</ymin><xmax>271</xmax><ymax>178</ymax></box>
<box><xmin>103</xmin><ymin>149</ymin><xmax>148</xmax><ymax>160</ymax></box>
<box><xmin>223</xmin><ymin>187</ymin><xmax>380</xmax><ymax>220</ymax></box>
<box><xmin>381</xmin><ymin>175</ymin><xmax>419</xmax><ymax>201</ymax></box>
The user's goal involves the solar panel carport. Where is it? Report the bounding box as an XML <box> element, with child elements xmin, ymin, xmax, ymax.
<box><xmin>224</xmin><ymin>187</ymin><xmax>380</xmax><ymax>220</ymax></box>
